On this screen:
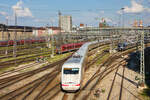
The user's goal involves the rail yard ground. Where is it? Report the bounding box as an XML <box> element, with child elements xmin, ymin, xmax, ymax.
<box><xmin>89</xmin><ymin>55</ymin><xmax>140</xmax><ymax>100</ymax></box>
<box><xmin>0</xmin><ymin>0</ymin><xmax>150</xmax><ymax>99</ymax></box>
<box><xmin>0</xmin><ymin>43</ymin><xmax>150</xmax><ymax>100</ymax></box>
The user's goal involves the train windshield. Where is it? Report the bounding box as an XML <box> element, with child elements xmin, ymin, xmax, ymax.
<box><xmin>63</xmin><ymin>68</ymin><xmax>79</xmax><ymax>74</ymax></box>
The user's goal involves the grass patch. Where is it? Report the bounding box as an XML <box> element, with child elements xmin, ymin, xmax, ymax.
<box><xmin>0</xmin><ymin>66</ymin><xmax>15</xmax><ymax>74</ymax></box>
<box><xmin>101</xmin><ymin>89</ymin><xmax>105</xmax><ymax>93</ymax></box>
<box><xmin>47</xmin><ymin>52</ymin><xmax>72</xmax><ymax>63</ymax></box>
<box><xmin>0</xmin><ymin>42</ymin><xmax>46</xmax><ymax>51</ymax></box>
<box><xmin>0</xmin><ymin>52</ymin><xmax>72</xmax><ymax>74</ymax></box>
<box><xmin>0</xmin><ymin>50</ymin><xmax>51</xmax><ymax>62</ymax></box>
<box><xmin>88</xmin><ymin>46</ymin><xmax>109</xmax><ymax>61</ymax></box>
<box><xmin>96</xmin><ymin>53</ymin><xmax>110</xmax><ymax>65</ymax></box>
<box><xmin>19</xmin><ymin>67</ymin><xmax>35</xmax><ymax>73</ymax></box>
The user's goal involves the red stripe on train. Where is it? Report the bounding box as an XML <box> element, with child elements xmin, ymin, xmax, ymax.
<box><xmin>62</xmin><ymin>84</ymin><xmax>69</xmax><ymax>86</ymax></box>
<box><xmin>62</xmin><ymin>84</ymin><xmax>80</xmax><ymax>86</ymax></box>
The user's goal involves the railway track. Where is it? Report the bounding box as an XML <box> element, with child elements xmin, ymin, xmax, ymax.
<box><xmin>22</xmin><ymin>43</ymin><xmax>109</xmax><ymax>100</ymax></box>
<box><xmin>106</xmin><ymin>64</ymin><xmax>126</xmax><ymax>100</ymax></box>
<box><xmin>38</xmin><ymin>44</ymin><xmax>136</xmax><ymax>100</ymax></box>
<box><xmin>0</xmin><ymin>54</ymin><xmax>70</xmax><ymax>84</ymax></box>
<box><xmin>40</xmin><ymin>43</ymin><xmax>150</xmax><ymax>100</ymax></box>
<box><xmin>0</xmin><ymin>43</ymin><xmax>46</xmax><ymax>55</ymax></box>
<box><xmin>0</xmin><ymin>55</ymin><xmax>71</xmax><ymax>100</ymax></box>
<box><xmin>88</xmin><ymin>43</ymin><xmax>109</xmax><ymax>56</ymax></box>
<box><xmin>0</xmin><ymin>71</ymin><xmax>59</xmax><ymax>100</ymax></box>
<box><xmin>119</xmin><ymin>65</ymin><xmax>125</xmax><ymax>100</ymax></box>
<box><xmin>0</xmin><ymin>42</ymin><xmax>138</xmax><ymax>100</ymax></box>
<box><xmin>31</xmin><ymin>46</ymin><xmax>138</xmax><ymax>100</ymax></box>
<box><xmin>59</xmin><ymin>45</ymin><xmax>112</xmax><ymax>100</ymax></box>
<box><xmin>72</xmin><ymin>54</ymin><xmax>127</xmax><ymax>100</ymax></box>
<box><xmin>0</xmin><ymin>62</ymin><xmax>39</xmax><ymax>77</ymax></box>
<box><xmin>0</xmin><ymin>48</ymin><xmax>50</xmax><ymax>60</ymax></box>
<box><xmin>61</xmin><ymin>46</ymin><xmax>136</xmax><ymax>100</ymax></box>
<box><xmin>0</xmin><ymin>51</ymin><xmax>52</xmax><ymax>69</ymax></box>
<box><xmin>36</xmin><ymin>43</ymin><xmax>110</xmax><ymax>100</ymax></box>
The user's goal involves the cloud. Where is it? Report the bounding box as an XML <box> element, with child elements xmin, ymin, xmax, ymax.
<box><xmin>34</xmin><ymin>18</ymin><xmax>50</xmax><ymax>23</ymax></box>
<box><xmin>123</xmin><ymin>0</ymin><xmax>150</xmax><ymax>13</ymax></box>
<box><xmin>117</xmin><ymin>10</ymin><xmax>123</xmax><ymax>15</ymax></box>
<box><xmin>0</xmin><ymin>11</ymin><xmax>7</xmax><ymax>16</ymax></box>
<box><xmin>104</xmin><ymin>18</ymin><xmax>112</xmax><ymax>23</ymax></box>
<box><xmin>34</xmin><ymin>19</ymin><xmax>45</xmax><ymax>23</ymax></box>
<box><xmin>12</xmin><ymin>0</ymin><xmax>33</xmax><ymax>17</ymax></box>
<box><xmin>100</xmin><ymin>11</ymin><xmax>105</xmax><ymax>14</ymax></box>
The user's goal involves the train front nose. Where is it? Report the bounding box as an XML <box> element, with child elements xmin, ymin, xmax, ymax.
<box><xmin>61</xmin><ymin>82</ymin><xmax>80</xmax><ymax>91</ymax></box>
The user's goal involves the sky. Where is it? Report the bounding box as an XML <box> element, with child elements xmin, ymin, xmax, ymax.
<box><xmin>0</xmin><ymin>0</ymin><xmax>150</xmax><ymax>27</ymax></box>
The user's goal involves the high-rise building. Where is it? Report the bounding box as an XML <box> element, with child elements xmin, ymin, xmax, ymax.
<box><xmin>59</xmin><ymin>15</ymin><xmax>72</xmax><ymax>32</ymax></box>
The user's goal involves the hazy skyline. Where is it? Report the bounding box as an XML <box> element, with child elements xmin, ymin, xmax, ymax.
<box><xmin>0</xmin><ymin>0</ymin><xmax>150</xmax><ymax>26</ymax></box>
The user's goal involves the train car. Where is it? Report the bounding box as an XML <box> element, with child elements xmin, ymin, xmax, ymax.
<box><xmin>117</xmin><ymin>42</ymin><xmax>136</xmax><ymax>51</ymax></box>
<box><xmin>56</xmin><ymin>42</ymin><xmax>85</xmax><ymax>54</ymax></box>
<box><xmin>0</xmin><ymin>38</ymin><xmax>46</xmax><ymax>47</ymax></box>
<box><xmin>8</xmin><ymin>40</ymin><xmax>14</xmax><ymax>46</ymax></box>
<box><xmin>117</xmin><ymin>42</ymin><xmax>127</xmax><ymax>51</ymax></box>
<box><xmin>61</xmin><ymin>41</ymin><xmax>101</xmax><ymax>92</ymax></box>
<box><xmin>0</xmin><ymin>41</ymin><xmax>7</xmax><ymax>46</ymax></box>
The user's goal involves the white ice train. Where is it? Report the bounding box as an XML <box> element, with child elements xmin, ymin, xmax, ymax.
<box><xmin>61</xmin><ymin>41</ymin><xmax>102</xmax><ymax>92</ymax></box>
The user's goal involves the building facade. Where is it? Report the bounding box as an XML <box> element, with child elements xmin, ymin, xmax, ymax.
<box><xmin>59</xmin><ymin>15</ymin><xmax>72</xmax><ymax>32</ymax></box>
<box><xmin>0</xmin><ymin>24</ymin><xmax>33</xmax><ymax>41</ymax></box>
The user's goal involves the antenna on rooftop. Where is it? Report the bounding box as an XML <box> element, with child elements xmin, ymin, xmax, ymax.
<box><xmin>58</xmin><ymin>10</ymin><xmax>61</xmax><ymax>28</ymax></box>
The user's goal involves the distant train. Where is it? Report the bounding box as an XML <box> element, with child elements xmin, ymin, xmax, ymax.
<box><xmin>56</xmin><ymin>39</ymin><xmax>110</xmax><ymax>54</ymax></box>
<box><xmin>117</xmin><ymin>38</ymin><xmax>150</xmax><ymax>51</ymax></box>
<box><xmin>117</xmin><ymin>42</ymin><xmax>136</xmax><ymax>51</ymax></box>
<box><xmin>61</xmin><ymin>39</ymin><xmax>109</xmax><ymax>92</ymax></box>
<box><xmin>56</xmin><ymin>42</ymin><xmax>85</xmax><ymax>54</ymax></box>
<box><xmin>0</xmin><ymin>38</ymin><xmax>46</xmax><ymax>47</ymax></box>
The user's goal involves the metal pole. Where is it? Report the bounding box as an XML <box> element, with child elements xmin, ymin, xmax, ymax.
<box><xmin>51</xmin><ymin>20</ymin><xmax>54</xmax><ymax>57</ymax></box>
<box><xmin>13</xmin><ymin>10</ymin><xmax>17</xmax><ymax>58</ymax></box>
<box><xmin>86</xmin><ymin>24</ymin><xmax>87</xmax><ymax>42</ymax></box>
<box><xmin>140</xmin><ymin>31</ymin><xmax>145</xmax><ymax>83</ymax></box>
<box><xmin>24</xmin><ymin>26</ymin><xmax>26</xmax><ymax>45</ymax></box>
<box><xmin>2</xmin><ymin>25</ymin><xmax>4</xmax><ymax>41</ymax></box>
<box><xmin>47</xmin><ymin>27</ymin><xmax>50</xmax><ymax>48</ymax></box>
<box><xmin>122</xmin><ymin>8</ymin><xmax>125</xmax><ymax>28</ymax></box>
<box><xmin>5</xmin><ymin>17</ymin><xmax>9</xmax><ymax>55</ymax></box>
<box><xmin>136</xmin><ymin>30</ymin><xmax>139</xmax><ymax>51</ymax></box>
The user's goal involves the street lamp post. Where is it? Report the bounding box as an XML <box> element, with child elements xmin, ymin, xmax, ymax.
<box><xmin>50</xmin><ymin>19</ymin><xmax>54</xmax><ymax>57</ymax></box>
<box><xmin>119</xmin><ymin>8</ymin><xmax>125</xmax><ymax>43</ymax></box>
<box><xmin>2</xmin><ymin>24</ymin><xmax>4</xmax><ymax>41</ymax></box>
<box><xmin>5</xmin><ymin>17</ymin><xmax>9</xmax><ymax>55</ymax></box>
<box><xmin>121</xmin><ymin>8</ymin><xmax>125</xmax><ymax>28</ymax></box>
